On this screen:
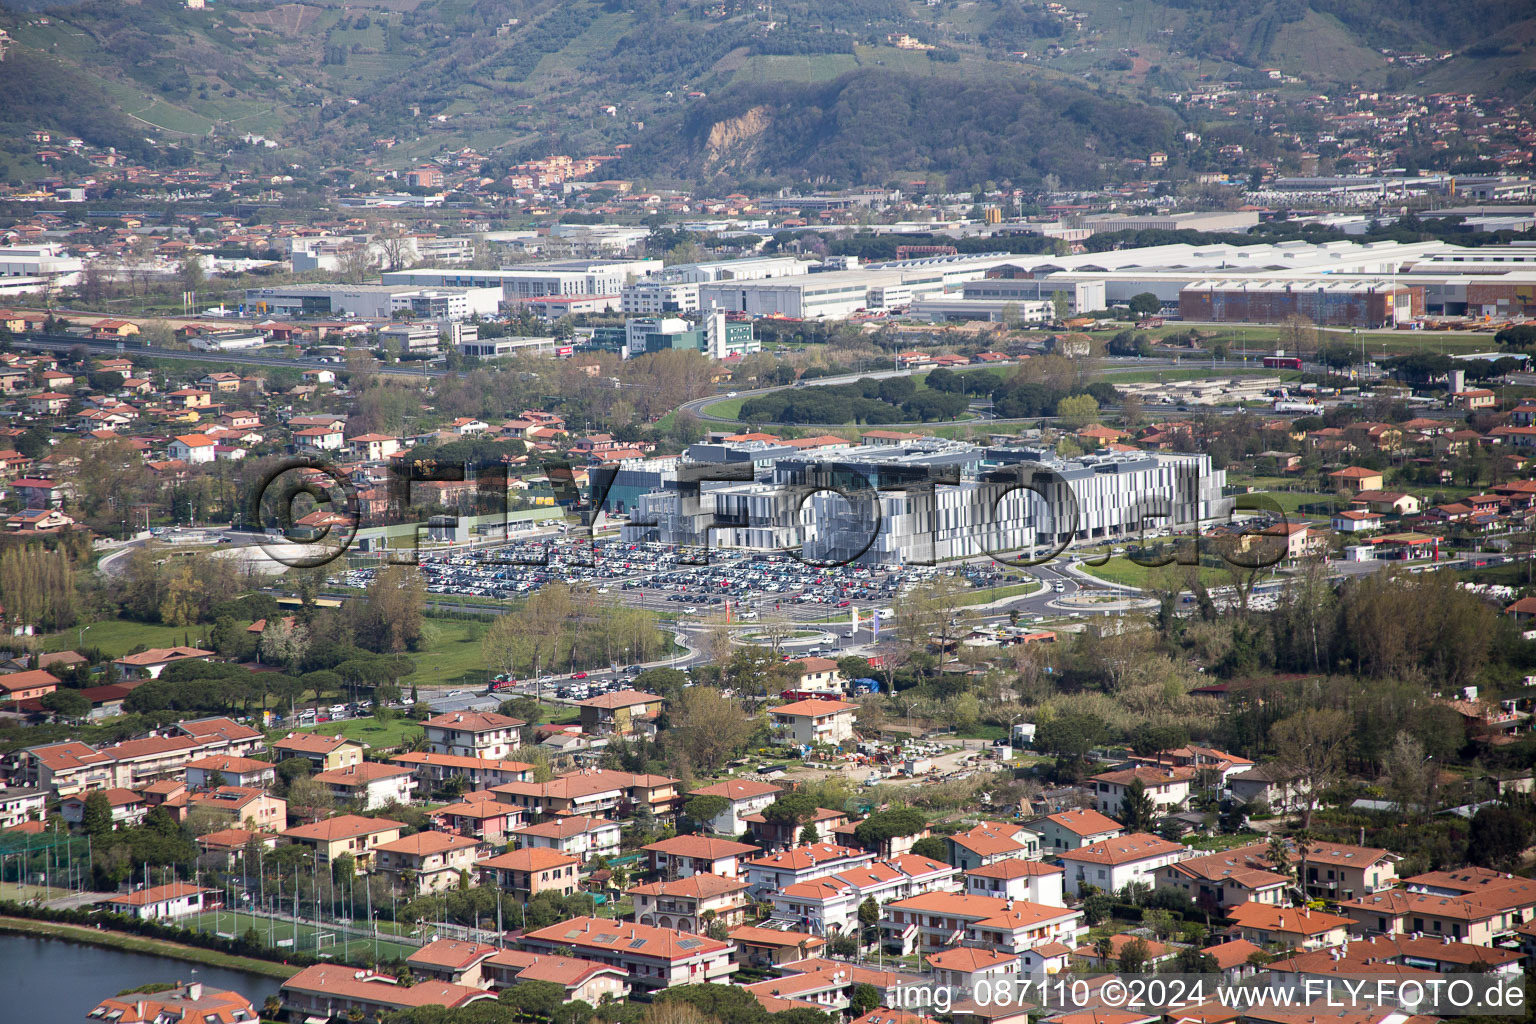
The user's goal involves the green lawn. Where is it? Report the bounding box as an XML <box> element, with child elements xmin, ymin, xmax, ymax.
<box><xmin>1077</xmin><ymin>555</ymin><xmax>1232</xmax><ymax>590</ymax></box>
<box><xmin>42</xmin><ymin>618</ymin><xmax>227</xmax><ymax>657</ymax></box>
<box><xmin>407</xmin><ymin>618</ymin><xmax>491</xmax><ymax>687</ymax></box>
<box><xmin>290</xmin><ymin>715</ymin><xmax>424</xmax><ymax>752</ymax></box>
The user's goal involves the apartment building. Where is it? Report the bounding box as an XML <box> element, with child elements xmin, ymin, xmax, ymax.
<box><xmin>271</xmin><ymin>733</ymin><xmax>365</xmax><ymax>773</ymax></box>
<box><xmin>312</xmin><ymin>762</ymin><xmax>418</xmax><ymax>810</ymax></box>
<box><xmin>519</xmin><ymin>916</ymin><xmax>736</xmax><ymax>990</ymax></box>
<box><xmin>511</xmin><ymin>814</ymin><xmax>622</xmax><ymax>862</ymax></box>
<box><xmin>628</xmin><ymin>873</ymin><xmax>752</xmax><ymax>933</ymax></box>
<box><xmin>492</xmin><ymin>769</ymin><xmax>680</xmax><ymax>819</ymax></box>
<box><xmin>1087</xmin><ymin>765</ymin><xmax>1196</xmax><ymax>817</ymax></box>
<box><xmin>879</xmin><ymin>891</ymin><xmax>1087</xmax><ymax>956</ymax></box>
<box><xmin>280</xmin><ymin>814</ymin><xmax>405</xmax><ymax>869</ymax></box>
<box><xmin>14</xmin><ymin>717</ymin><xmax>263</xmax><ymax>795</ymax></box>
<box><xmin>476</xmin><ymin>847</ymin><xmax>581</xmax><ymax>901</ymax></box>
<box><xmin>768</xmin><ymin>854</ymin><xmax>959</xmax><ymax>936</ymax></box>
<box><xmin>964</xmin><ymin>860</ymin><xmax>1065</xmax><ymax>907</ymax></box>
<box><xmin>576</xmin><ymin>691</ymin><xmax>665</xmax><ymax>737</ymax></box>
<box><xmin>422</xmin><ymin>711</ymin><xmax>524</xmax><ymax>760</ymax></box>
<box><xmin>1023</xmin><ymin>808</ymin><xmax>1125</xmax><ymax>854</ymax></box>
<box><xmin>481</xmin><ymin>949</ymin><xmax>631</xmax><ymax>1003</ymax></box>
<box><xmin>389</xmin><ymin>752</ymin><xmax>534</xmax><ymax>792</ymax></box>
<box><xmin>1059</xmin><ymin>833</ymin><xmax>1189</xmax><ymax>898</ymax></box>
<box><xmin>645</xmin><ymin>835</ymin><xmax>763</xmax><ymax>880</ymax></box>
<box><xmin>375</xmin><ymin>832</ymin><xmax>485</xmax><ymax>894</ymax></box>
<box><xmin>948</xmin><ymin>821</ymin><xmax>1040</xmax><ymax>871</ymax></box>
<box><xmin>686</xmin><ymin>778</ymin><xmax>784</xmax><ymax>834</ymax></box>
<box><xmin>769</xmin><ymin>700</ymin><xmax>858</xmax><ymax>747</ymax></box>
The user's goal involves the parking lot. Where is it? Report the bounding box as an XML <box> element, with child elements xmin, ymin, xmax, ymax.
<box><xmin>333</xmin><ymin>539</ymin><xmax>1023</xmax><ymax>623</ymax></box>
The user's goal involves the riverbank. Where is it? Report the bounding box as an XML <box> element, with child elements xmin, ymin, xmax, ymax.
<box><xmin>0</xmin><ymin>915</ymin><xmax>299</xmax><ymax>980</ymax></box>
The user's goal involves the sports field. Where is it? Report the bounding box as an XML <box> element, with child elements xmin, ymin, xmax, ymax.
<box><xmin>183</xmin><ymin>908</ymin><xmax>422</xmax><ymax>960</ymax></box>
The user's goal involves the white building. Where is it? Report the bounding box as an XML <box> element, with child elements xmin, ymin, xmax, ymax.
<box><xmin>768</xmin><ymin>853</ymin><xmax>959</xmax><ymax>935</ymax></box>
<box><xmin>1058</xmin><ymin>833</ymin><xmax>1188</xmax><ymax>898</ymax></box>
<box><xmin>964</xmin><ymin>860</ymin><xmax>1065</xmax><ymax>907</ymax></box>
<box><xmin>687</xmin><ymin>778</ymin><xmax>784</xmax><ymax>834</ymax></box>
<box><xmin>622</xmin><ymin>257</ymin><xmax>807</xmax><ymax>314</ymax></box>
<box><xmin>769</xmin><ymin>699</ymin><xmax>858</xmax><ymax>747</ymax></box>
<box><xmin>106</xmin><ymin>882</ymin><xmax>216</xmax><ymax>921</ymax></box>
<box><xmin>244</xmin><ymin>284</ymin><xmax>498</xmax><ymax>321</ymax></box>
<box><xmin>168</xmin><ymin>434</ymin><xmax>216</xmax><ymax>465</ymax></box>
<box><xmin>0</xmin><ymin>244</ymin><xmax>83</xmax><ymax>288</ymax></box>
<box><xmin>382</xmin><ymin>259</ymin><xmax>662</xmax><ymax>309</ymax></box>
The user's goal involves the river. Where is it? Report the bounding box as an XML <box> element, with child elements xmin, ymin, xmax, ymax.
<box><xmin>0</xmin><ymin>932</ymin><xmax>285</xmax><ymax>1023</ymax></box>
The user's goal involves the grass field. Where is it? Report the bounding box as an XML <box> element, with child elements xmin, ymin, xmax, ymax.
<box><xmin>42</xmin><ymin>618</ymin><xmax>225</xmax><ymax>657</ymax></box>
<box><xmin>1077</xmin><ymin>555</ymin><xmax>1231</xmax><ymax>590</ymax></box>
<box><xmin>184</xmin><ymin>909</ymin><xmax>421</xmax><ymax>960</ymax></box>
<box><xmin>292</xmin><ymin>715</ymin><xmax>424</xmax><ymax>752</ymax></box>
<box><xmin>0</xmin><ymin>915</ymin><xmax>299</xmax><ymax>979</ymax></box>
<box><xmin>406</xmin><ymin>618</ymin><xmax>491</xmax><ymax>687</ymax></box>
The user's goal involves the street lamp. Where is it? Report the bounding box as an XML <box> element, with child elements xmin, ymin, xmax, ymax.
<box><xmin>78</xmin><ymin>623</ymin><xmax>91</xmax><ymax>650</ymax></box>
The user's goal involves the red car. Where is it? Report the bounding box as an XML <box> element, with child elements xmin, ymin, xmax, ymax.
<box><xmin>571</xmin><ymin>671</ymin><xmax>588</xmax><ymax>679</ymax></box>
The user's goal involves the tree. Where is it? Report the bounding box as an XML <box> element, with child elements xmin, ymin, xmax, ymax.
<box><xmin>1128</xmin><ymin>293</ymin><xmax>1161</xmax><ymax>317</ymax></box>
<box><xmin>1055</xmin><ymin>393</ymin><xmax>1099</xmax><ymax>429</ymax></box>
<box><xmin>910</xmin><ymin>836</ymin><xmax>949</xmax><ymax>861</ymax></box>
<box><xmin>1051</xmin><ymin>290</ymin><xmax>1070</xmax><ymax>321</ymax></box>
<box><xmin>798</xmin><ymin>822</ymin><xmax>820</xmax><ymax>845</ymax></box>
<box><xmin>1117</xmin><ymin>936</ymin><xmax>1152</xmax><ymax>973</ymax></box>
<box><xmin>81</xmin><ymin>790</ymin><xmax>114</xmax><ymax>836</ymax></box>
<box><xmin>849</xmin><ymin>984</ymin><xmax>879</xmax><ymax>1017</ymax></box>
<box><xmin>667</xmin><ymin>687</ymin><xmax>761</xmax><ymax>774</ymax></box>
<box><xmin>1270</xmin><ymin>708</ymin><xmax>1351</xmax><ymax>831</ymax></box>
<box><xmin>41</xmin><ymin>688</ymin><xmax>90</xmax><ymax>722</ymax></box>
<box><xmin>683</xmin><ymin>795</ymin><xmax>730</xmax><ymax>832</ymax></box>
<box><xmin>1119</xmin><ymin>778</ymin><xmax>1158</xmax><ymax>833</ymax></box>
<box><xmin>1468</xmin><ymin>806</ymin><xmax>1530</xmax><ymax>870</ymax></box>
<box><xmin>858</xmin><ymin>896</ymin><xmax>880</xmax><ymax>930</ymax></box>
<box><xmin>500</xmin><ymin>980</ymin><xmax>565</xmax><ymax>1020</ymax></box>
<box><xmin>1381</xmin><ymin>731</ymin><xmax>1435</xmax><ymax>819</ymax></box>
<box><xmin>853</xmin><ymin>808</ymin><xmax>926</xmax><ymax>850</ymax></box>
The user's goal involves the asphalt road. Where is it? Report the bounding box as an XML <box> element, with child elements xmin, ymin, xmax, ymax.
<box><xmin>16</xmin><ymin>331</ymin><xmax>443</xmax><ymax>377</ymax></box>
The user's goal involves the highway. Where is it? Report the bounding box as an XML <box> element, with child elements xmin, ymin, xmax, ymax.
<box><xmin>15</xmin><ymin>331</ymin><xmax>445</xmax><ymax>378</ymax></box>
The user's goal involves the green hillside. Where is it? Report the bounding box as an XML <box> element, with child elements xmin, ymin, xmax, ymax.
<box><xmin>0</xmin><ymin>0</ymin><xmax>1531</xmax><ymax>185</ymax></box>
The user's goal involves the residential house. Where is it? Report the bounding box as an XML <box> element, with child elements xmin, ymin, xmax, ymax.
<box><xmin>769</xmin><ymin>699</ymin><xmax>858</xmax><ymax>747</ymax></box>
<box><xmin>375</xmin><ymin>831</ymin><xmax>484</xmax><ymax>894</ymax></box>
<box><xmin>1058</xmin><ymin>833</ymin><xmax>1188</xmax><ymax>898</ymax></box>
<box><xmin>1228</xmin><ymin>764</ymin><xmax>1311</xmax><ymax>814</ymax></box>
<box><xmin>0</xmin><ymin>669</ymin><xmax>58</xmax><ymax>702</ymax></box>
<box><xmin>174</xmin><ymin>786</ymin><xmax>287</xmax><ymax>832</ymax></box>
<box><xmin>279</xmin><ymin>814</ymin><xmax>405</xmax><ymax>869</ymax></box>
<box><xmin>743</xmin><ymin>842</ymin><xmax>875</xmax><ymax>898</ymax></box>
<box><xmin>768</xmin><ymin>854</ymin><xmax>960</xmax><ymax>936</ymax></box>
<box><xmin>481</xmin><ymin>949</ymin><xmax>632</xmax><ymax>1003</ymax></box>
<box><xmin>1298</xmin><ymin>842</ymin><xmax>1399</xmax><ymax>902</ymax></box>
<box><xmin>312</xmin><ymin>762</ymin><xmax>417</xmax><ymax>810</ymax></box>
<box><xmin>423</xmin><ymin>711</ymin><xmax>524</xmax><ymax>759</ymax></box>
<box><xmin>1024</xmin><ymin>809</ymin><xmax>1124</xmax><ymax>854</ymax></box>
<box><xmin>1226</xmin><ymin>903</ymin><xmax>1352</xmax><ymax>951</ymax></box>
<box><xmin>1337</xmin><ymin>868</ymin><xmax>1536</xmax><ymax>943</ymax></box>
<box><xmin>1351</xmin><ymin>490</ymin><xmax>1422</xmax><ymax>516</ymax></box>
<box><xmin>879</xmin><ymin>891</ymin><xmax>1087</xmax><ymax>956</ymax></box>
<box><xmin>727</xmin><ymin>926</ymin><xmax>827</xmax><ymax>968</ymax></box>
<box><xmin>278</xmin><ymin>966</ymin><xmax>493</xmax><ymax>1021</ymax></box>
<box><xmin>576</xmin><ymin>691</ymin><xmax>665</xmax><ymax>737</ymax></box>
<box><xmin>687</xmin><ymin>779</ymin><xmax>784</xmax><ymax>834</ymax></box>
<box><xmin>518</xmin><ymin>916</ymin><xmax>736</xmax><ymax>990</ymax></box>
<box><xmin>964</xmin><ymin>860</ymin><xmax>1065</xmax><ymax>907</ymax></box>
<box><xmin>511</xmin><ymin>814</ymin><xmax>622</xmax><ymax>862</ymax></box>
<box><xmin>61</xmin><ymin>787</ymin><xmax>146</xmax><ymax>829</ymax></box>
<box><xmin>111</xmin><ymin>647</ymin><xmax>214</xmax><ymax>680</ymax></box>
<box><xmin>87</xmin><ymin>983</ymin><xmax>255</xmax><ymax>1024</ymax></box>
<box><xmin>389</xmin><ymin>752</ymin><xmax>533</xmax><ymax>792</ymax></box>
<box><xmin>184</xmin><ymin>755</ymin><xmax>276</xmax><ymax>790</ymax></box>
<box><xmin>629</xmin><ymin>873</ymin><xmax>752</xmax><ymax>933</ymax></box>
<box><xmin>0</xmin><ymin>787</ymin><xmax>46</xmax><ymax>828</ymax></box>
<box><xmin>1087</xmin><ymin>765</ymin><xmax>1195</xmax><ymax>817</ymax></box>
<box><xmin>948</xmin><ymin>820</ymin><xmax>1040</xmax><ymax>871</ymax></box>
<box><xmin>272</xmin><ymin>733</ymin><xmax>365</xmax><ymax>773</ymax></box>
<box><xmin>168</xmin><ymin>434</ymin><xmax>216</xmax><ymax>464</ymax></box>
<box><xmin>1327</xmin><ymin>467</ymin><xmax>1384</xmax><ymax>493</ymax></box>
<box><xmin>491</xmin><ymin>769</ymin><xmax>680</xmax><ymax>820</ymax></box>
<box><xmin>746</xmin><ymin>806</ymin><xmax>851</xmax><ymax>852</ymax></box>
<box><xmin>432</xmin><ymin>792</ymin><xmax>526</xmax><ymax>845</ymax></box>
<box><xmin>788</xmin><ymin>657</ymin><xmax>844</xmax><ymax>693</ymax></box>
<box><xmin>1158</xmin><ymin>843</ymin><xmax>1289</xmax><ymax>912</ymax></box>
<box><xmin>477</xmin><ymin>847</ymin><xmax>581</xmax><ymax>900</ymax></box>
<box><xmin>646</xmin><ymin>835</ymin><xmax>764</xmax><ymax>881</ymax></box>
<box><xmin>404</xmin><ymin>941</ymin><xmax>499</xmax><ymax>987</ymax></box>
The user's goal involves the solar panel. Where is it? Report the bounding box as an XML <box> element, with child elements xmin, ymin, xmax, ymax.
<box><xmin>629</xmin><ymin>938</ymin><xmax>648</xmax><ymax>949</ymax></box>
<box><xmin>677</xmin><ymin>938</ymin><xmax>702</xmax><ymax>949</ymax></box>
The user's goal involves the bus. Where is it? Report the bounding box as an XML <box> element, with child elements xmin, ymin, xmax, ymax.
<box><xmin>1263</xmin><ymin>355</ymin><xmax>1303</xmax><ymax>370</ymax></box>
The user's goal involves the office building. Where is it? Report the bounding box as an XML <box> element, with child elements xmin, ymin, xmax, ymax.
<box><xmin>623</xmin><ymin>311</ymin><xmax>758</xmax><ymax>360</ymax></box>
